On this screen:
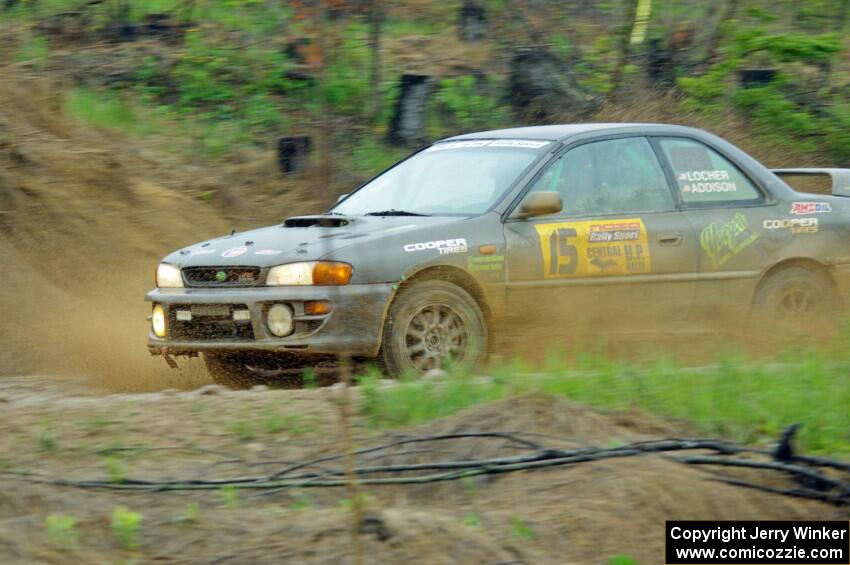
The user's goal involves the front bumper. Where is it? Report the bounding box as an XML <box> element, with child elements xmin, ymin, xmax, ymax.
<box><xmin>146</xmin><ymin>283</ymin><xmax>395</xmax><ymax>357</ymax></box>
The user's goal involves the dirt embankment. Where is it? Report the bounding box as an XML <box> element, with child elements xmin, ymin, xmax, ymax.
<box><xmin>0</xmin><ymin>390</ymin><xmax>842</xmax><ymax>564</ymax></box>
<box><xmin>0</xmin><ymin>74</ymin><xmax>329</xmax><ymax>390</ymax></box>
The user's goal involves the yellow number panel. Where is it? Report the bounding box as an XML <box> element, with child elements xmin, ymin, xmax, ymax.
<box><xmin>535</xmin><ymin>218</ymin><xmax>652</xmax><ymax>279</ymax></box>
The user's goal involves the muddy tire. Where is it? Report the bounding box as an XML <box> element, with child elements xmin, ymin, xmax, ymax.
<box><xmin>751</xmin><ymin>267</ymin><xmax>835</xmax><ymax>328</ymax></box>
<box><xmin>203</xmin><ymin>352</ymin><xmax>305</xmax><ymax>389</ymax></box>
<box><xmin>380</xmin><ymin>280</ymin><xmax>487</xmax><ymax>377</ymax></box>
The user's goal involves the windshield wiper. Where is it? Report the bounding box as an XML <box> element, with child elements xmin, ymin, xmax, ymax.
<box><xmin>364</xmin><ymin>209</ymin><xmax>432</xmax><ymax>217</ymax></box>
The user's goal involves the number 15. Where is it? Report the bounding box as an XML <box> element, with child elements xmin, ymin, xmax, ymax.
<box><xmin>549</xmin><ymin>227</ymin><xmax>578</xmax><ymax>276</ymax></box>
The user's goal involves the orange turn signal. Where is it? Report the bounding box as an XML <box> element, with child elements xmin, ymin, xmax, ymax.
<box><xmin>304</xmin><ymin>300</ymin><xmax>333</xmax><ymax>315</ymax></box>
<box><xmin>312</xmin><ymin>262</ymin><xmax>353</xmax><ymax>285</ymax></box>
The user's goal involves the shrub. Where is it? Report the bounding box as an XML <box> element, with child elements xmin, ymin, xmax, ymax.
<box><xmin>45</xmin><ymin>515</ymin><xmax>77</xmax><ymax>551</ymax></box>
<box><xmin>111</xmin><ymin>506</ymin><xmax>142</xmax><ymax>550</ymax></box>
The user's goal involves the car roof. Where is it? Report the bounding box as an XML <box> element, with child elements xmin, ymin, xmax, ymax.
<box><xmin>444</xmin><ymin>123</ymin><xmax>704</xmax><ymax>142</ymax></box>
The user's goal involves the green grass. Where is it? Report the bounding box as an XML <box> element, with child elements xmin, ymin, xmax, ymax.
<box><xmin>65</xmin><ymin>88</ymin><xmax>141</xmax><ymax>132</ymax></box>
<box><xmin>219</xmin><ymin>485</ymin><xmax>239</xmax><ymax>509</ymax></box>
<box><xmin>15</xmin><ymin>35</ymin><xmax>49</xmax><ymax>66</ymax></box>
<box><xmin>45</xmin><ymin>514</ymin><xmax>77</xmax><ymax>552</ymax></box>
<box><xmin>359</xmin><ymin>344</ymin><xmax>850</xmax><ymax>456</ymax></box>
<box><xmin>64</xmin><ymin>87</ymin><xmax>256</xmax><ymax>159</ymax></box>
<box><xmin>111</xmin><ymin>506</ymin><xmax>142</xmax><ymax>550</ymax></box>
<box><xmin>350</xmin><ymin>138</ymin><xmax>408</xmax><ymax>177</ymax></box>
<box><xmin>38</xmin><ymin>425</ymin><xmax>57</xmax><ymax>452</ymax></box>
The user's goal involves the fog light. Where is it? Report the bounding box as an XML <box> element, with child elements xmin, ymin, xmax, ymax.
<box><xmin>304</xmin><ymin>300</ymin><xmax>332</xmax><ymax>315</ymax></box>
<box><xmin>152</xmin><ymin>304</ymin><xmax>167</xmax><ymax>338</ymax></box>
<box><xmin>267</xmin><ymin>304</ymin><xmax>294</xmax><ymax>337</ymax></box>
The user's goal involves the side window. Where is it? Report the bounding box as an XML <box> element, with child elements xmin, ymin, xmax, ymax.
<box><xmin>657</xmin><ymin>138</ymin><xmax>762</xmax><ymax>205</ymax></box>
<box><xmin>528</xmin><ymin>137</ymin><xmax>674</xmax><ymax>216</ymax></box>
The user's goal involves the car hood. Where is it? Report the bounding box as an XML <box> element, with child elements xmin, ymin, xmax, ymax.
<box><xmin>164</xmin><ymin>215</ymin><xmax>461</xmax><ymax>268</ymax></box>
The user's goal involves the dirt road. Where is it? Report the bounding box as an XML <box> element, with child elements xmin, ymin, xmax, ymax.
<box><xmin>0</xmin><ymin>374</ymin><xmax>842</xmax><ymax>564</ymax></box>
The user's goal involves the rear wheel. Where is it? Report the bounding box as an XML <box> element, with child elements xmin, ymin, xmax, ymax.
<box><xmin>751</xmin><ymin>267</ymin><xmax>835</xmax><ymax>328</ymax></box>
<box><xmin>380</xmin><ymin>280</ymin><xmax>487</xmax><ymax>377</ymax></box>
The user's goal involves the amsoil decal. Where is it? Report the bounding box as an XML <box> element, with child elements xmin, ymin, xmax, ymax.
<box><xmin>677</xmin><ymin>170</ymin><xmax>737</xmax><ymax>194</ymax></box>
<box><xmin>535</xmin><ymin>218</ymin><xmax>651</xmax><ymax>279</ymax></box>
<box><xmin>790</xmin><ymin>202</ymin><xmax>832</xmax><ymax>215</ymax></box>
<box><xmin>763</xmin><ymin>218</ymin><xmax>819</xmax><ymax>235</ymax></box>
<box><xmin>700</xmin><ymin>212</ymin><xmax>759</xmax><ymax>268</ymax></box>
<box><xmin>403</xmin><ymin>238</ymin><xmax>468</xmax><ymax>255</ymax></box>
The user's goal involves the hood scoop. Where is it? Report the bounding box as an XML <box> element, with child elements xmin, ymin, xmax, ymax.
<box><xmin>283</xmin><ymin>215</ymin><xmax>352</xmax><ymax>228</ymax></box>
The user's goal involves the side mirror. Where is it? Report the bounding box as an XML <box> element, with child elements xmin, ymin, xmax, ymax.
<box><xmin>517</xmin><ymin>191</ymin><xmax>562</xmax><ymax>218</ymax></box>
<box><xmin>336</xmin><ymin>193</ymin><xmax>349</xmax><ymax>203</ymax></box>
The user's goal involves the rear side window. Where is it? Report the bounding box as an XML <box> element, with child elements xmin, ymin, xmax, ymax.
<box><xmin>658</xmin><ymin>138</ymin><xmax>762</xmax><ymax>205</ymax></box>
<box><xmin>528</xmin><ymin>137</ymin><xmax>675</xmax><ymax>216</ymax></box>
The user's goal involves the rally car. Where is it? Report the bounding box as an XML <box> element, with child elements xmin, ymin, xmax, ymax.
<box><xmin>146</xmin><ymin>123</ymin><xmax>850</xmax><ymax>387</ymax></box>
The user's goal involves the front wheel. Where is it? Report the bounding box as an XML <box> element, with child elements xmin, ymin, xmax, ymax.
<box><xmin>380</xmin><ymin>280</ymin><xmax>487</xmax><ymax>377</ymax></box>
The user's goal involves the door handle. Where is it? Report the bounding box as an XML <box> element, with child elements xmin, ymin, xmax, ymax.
<box><xmin>657</xmin><ymin>232</ymin><xmax>683</xmax><ymax>246</ymax></box>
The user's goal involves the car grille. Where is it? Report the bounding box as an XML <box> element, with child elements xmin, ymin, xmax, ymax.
<box><xmin>182</xmin><ymin>267</ymin><xmax>263</xmax><ymax>288</ymax></box>
<box><xmin>168</xmin><ymin>304</ymin><xmax>255</xmax><ymax>341</ymax></box>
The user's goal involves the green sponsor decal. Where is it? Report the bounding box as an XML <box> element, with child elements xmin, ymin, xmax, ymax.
<box><xmin>468</xmin><ymin>255</ymin><xmax>504</xmax><ymax>272</ymax></box>
<box><xmin>700</xmin><ymin>212</ymin><xmax>759</xmax><ymax>268</ymax></box>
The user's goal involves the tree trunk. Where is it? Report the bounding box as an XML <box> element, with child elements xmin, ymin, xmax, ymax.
<box><xmin>607</xmin><ymin>0</ymin><xmax>641</xmax><ymax>102</ymax></box>
<box><xmin>702</xmin><ymin>0</ymin><xmax>740</xmax><ymax>72</ymax></box>
<box><xmin>836</xmin><ymin>0</ymin><xmax>849</xmax><ymax>31</ymax></box>
<box><xmin>315</xmin><ymin>0</ymin><xmax>333</xmax><ymax>198</ymax></box>
<box><xmin>368</xmin><ymin>0</ymin><xmax>383</xmax><ymax>124</ymax></box>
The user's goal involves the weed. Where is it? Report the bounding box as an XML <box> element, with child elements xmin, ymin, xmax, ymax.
<box><xmin>66</xmin><ymin>89</ymin><xmax>138</xmax><ymax>131</ymax></box>
<box><xmin>463</xmin><ymin>512</ymin><xmax>482</xmax><ymax>529</ymax></box>
<box><xmin>227</xmin><ymin>419</ymin><xmax>255</xmax><ymax>442</ymax></box>
<box><xmin>16</xmin><ymin>36</ymin><xmax>49</xmax><ymax>67</ymax></box>
<box><xmin>303</xmin><ymin>370</ymin><xmax>317</xmax><ymax>389</ymax></box>
<box><xmin>219</xmin><ymin>485</ymin><xmax>239</xmax><ymax>508</ymax></box>
<box><xmin>290</xmin><ymin>492</ymin><xmax>313</xmax><ymax>511</ymax></box>
<box><xmin>265</xmin><ymin>505</ymin><xmax>289</xmax><ymax>516</ymax></box>
<box><xmin>45</xmin><ymin>514</ymin><xmax>77</xmax><ymax>551</ymax></box>
<box><xmin>83</xmin><ymin>413</ymin><xmax>115</xmax><ymax>435</ymax></box>
<box><xmin>433</xmin><ymin>75</ymin><xmax>509</xmax><ymax>133</ymax></box>
<box><xmin>104</xmin><ymin>456</ymin><xmax>127</xmax><ymax>483</ymax></box>
<box><xmin>38</xmin><ymin>426</ymin><xmax>57</xmax><ymax>452</ymax></box>
<box><xmin>198</xmin><ymin>190</ymin><xmax>216</xmax><ymax>203</ymax></box>
<box><xmin>511</xmin><ymin>516</ymin><xmax>535</xmax><ymax>540</ymax></box>
<box><xmin>337</xmin><ymin>493</ymin><xmax>374</xmax><ymax>509</ymax></box>
<box><xmin>350</xmin><ymin>138</ymin><xmax>406</xmax><ymax>177</ymax></box>
<box><xmin>111</xmin><ymin>506</ymin><xmax>142</xmax><ymax>550</ymax></box>
<box><xmin>182</xmin><ymin>502</ymin><xmax>200</xmax><ymax>524</ymax></box>
<box><xmin>261</xmin><ymin>407</ymin><xmax>286</xmax><ymax>434</ymax></box>
<box><xmin>608</xmin><ymin>555</ymin><xmax>639</xmax><ymax>565</ymax></box>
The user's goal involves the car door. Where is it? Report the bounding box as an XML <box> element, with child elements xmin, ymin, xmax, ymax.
<box><xmin>503</xmin><ymin>136</ymin><xmax>699</xmax><ymax>338</ymax></box>
<box><xmin>653</xmin><ymin>137</ymin><xmax>773</xmax><ymax>326</ymax></box>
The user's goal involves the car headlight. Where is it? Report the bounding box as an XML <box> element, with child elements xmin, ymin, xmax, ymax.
<box><xmin>266</xmin><ymin>261</ymin><xmax>353</xmax><ymax>286</ymax></box>
<box><xmin>155</xmin><ymin>263</ymin><xmax>184</xmax><ymax>288</ymax></box>
<box><xmin>266</xmin><ymin>304</ymin><xmax>294</xmax><ymax>337</ymax></box>
<box><xmin>151</xmin><ymin>304</ymin><xmax>167</xmax><ymax>338</ymax></box>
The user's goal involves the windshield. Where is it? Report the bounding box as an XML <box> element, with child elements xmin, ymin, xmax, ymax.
<box><xmin>332</xmin><ymin>140</ymin><xmax>550</xmax><ymax>216</ymax></box>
